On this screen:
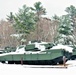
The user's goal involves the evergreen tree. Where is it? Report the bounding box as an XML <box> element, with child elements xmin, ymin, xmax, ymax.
<box><xmin>54</xmin><ymin>5</ymin><xmax>76</xmax><ymax>45</ymax></box>
<box><xmin>65</xmin><ymin>5</ymin><xmax>76</xmax><ymax>43</ymax></box>
<box><xmin>52</xmin><ymin>14</ymin><xmax>60</xmax><ymax>21</ymax></box>
<box><xmin>7</xmin><ymin>12</ymin><xmax>14</xmax><ymax>24</ymax></box>
<box><xmin>55</xmin><ymin>15</ymin><xmax>75</xmax><ymax>45</ymax></box>
<box><xmin>31</xmin><ymin>1</ymin><xmax>46</xmax><ymax>41</ymax></box>
<box><xmin>31</xmin><ymin>1</ymin><xmax>46</xmax><ymax>20</ymax></box>
<box><xmin>7</xmin><ymin>5</ymin><xmax>36</xmax><ymax>43</ymax></box>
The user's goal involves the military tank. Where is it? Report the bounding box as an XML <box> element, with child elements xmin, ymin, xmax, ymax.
<box><xmin>0</xmin><ymin>41</ymin><xmax>73</xmax><ymax>65</ymax></box>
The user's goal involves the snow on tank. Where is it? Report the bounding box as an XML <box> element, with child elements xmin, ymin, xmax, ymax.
<box><xmin>51</xmin><ymin>44</ymin><xmax>73</xmax><ymax>53</ymax></box>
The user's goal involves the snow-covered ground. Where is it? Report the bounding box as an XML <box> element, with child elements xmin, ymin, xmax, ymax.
<box><xmin>0</xmin><ymin>60</ymin><xmax>76</xmax><ymax>75</ymax></box>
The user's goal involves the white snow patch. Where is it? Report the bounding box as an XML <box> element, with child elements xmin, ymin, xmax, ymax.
<box><xmin>0</xmin><ymin>60</ymin><xmax>76</xmax><ymax>75</ymax></box>
<box><xmin>34</xmin><ymin>42</ymin><xmax>45</xmax><ymax>51</ymax></box>
<box><xmin>16</xmin><ymin>47</ymin><xmax>25</xmax><ymax>53</ymax></box>
<box><xmin>51</xmin><ymin>44</ymin><xmax>73</xmax><ymax>53</ymax></box>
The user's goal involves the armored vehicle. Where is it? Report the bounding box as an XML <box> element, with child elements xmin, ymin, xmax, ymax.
<box><xmin>0</xmin><ymin>41</ymin><xmax>73</xmax><ymax>65</ymax></box>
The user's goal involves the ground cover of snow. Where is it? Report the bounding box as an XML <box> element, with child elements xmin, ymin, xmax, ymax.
<box><xmin>0</xmin><ymin>60</ymin><xmax>76</xmax><ymax>75</ymax></box>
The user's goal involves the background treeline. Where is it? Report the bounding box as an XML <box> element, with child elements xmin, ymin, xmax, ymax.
<box><xmin>0</xmin><ymin>2</ymin><xmax>76</xmax><ymax>48</ymax></box>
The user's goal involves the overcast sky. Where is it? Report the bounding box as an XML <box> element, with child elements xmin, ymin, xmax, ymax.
<box><xmin>0</xmin><ymin>0</ymin><xmax>76</xmax><ymax>20</ymax></box>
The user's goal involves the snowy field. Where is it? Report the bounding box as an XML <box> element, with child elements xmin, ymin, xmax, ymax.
<box><xmin>0</xmin><ymin>60</ymin><xmax>76</xmax><ymax>75</ymax></box>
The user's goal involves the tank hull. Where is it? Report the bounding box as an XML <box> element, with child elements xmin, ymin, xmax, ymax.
<box><xmin>7</xmin><ymin>56</ymin><xmax>63</xmax><ymax>65</ymax></box>
<box><xmin>0</xmin><ymin>49</ymin><xmax>71</xmax><ymax>65</ymax></box>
